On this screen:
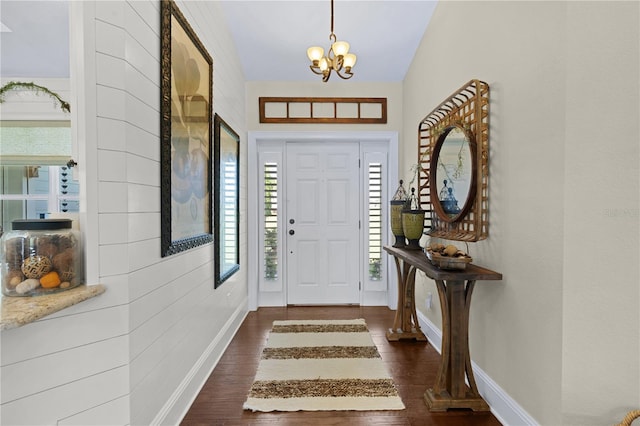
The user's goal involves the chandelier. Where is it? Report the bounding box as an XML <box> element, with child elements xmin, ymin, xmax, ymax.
<box><xmin>306</xmin><ymin>0</ymin><xmax>357</xmax><ymax>82</ymax></box>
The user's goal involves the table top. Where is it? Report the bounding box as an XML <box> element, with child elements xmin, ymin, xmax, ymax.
<box><xmin>384</xmin><ymin>246</ymin><xmax>502</xmax><ymax>281</ymax></box>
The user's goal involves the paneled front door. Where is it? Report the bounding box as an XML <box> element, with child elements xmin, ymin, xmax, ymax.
<box><xmin>285</xmin><ymin>142</ymin><xmax>360</xmax><ymax>304</ymax></box>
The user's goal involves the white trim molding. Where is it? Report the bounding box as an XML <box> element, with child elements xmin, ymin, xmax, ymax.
<box><xmin>417</xmin><ymin>311</ymin><xmax>539</xmax><ymax>426</ymax></box>
<box><xmin>164</xmin><ymin>298</ymin><xmax>248</xmax><ymax>425</ymax></box>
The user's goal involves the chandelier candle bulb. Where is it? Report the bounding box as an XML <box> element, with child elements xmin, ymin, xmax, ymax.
<box><xmin>343</xmin><ymin>53</ymin><xmax>357</xmax><ymax>69</ymax></box>
<box><xmin>319</xmin><ymin>57</ymin><xmax>329</xmax><ymax>71</ymax></box>
<box><xmin>332</xmin><ymin>41</ymin><xmax>349</xmax><ymax>56</ymax></box>
<box><xmin>307</xmin><ymin>46</ymin><xmax>324</xmax><ymax>62</ymax></box>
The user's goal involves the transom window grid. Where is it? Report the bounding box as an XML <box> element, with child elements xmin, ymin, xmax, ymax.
<box><xmin>259</xmin><ymin>97</ymin><xmax>387</xmax><ymax>124</ymax></box>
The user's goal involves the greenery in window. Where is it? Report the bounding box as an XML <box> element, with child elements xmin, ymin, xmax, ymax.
<box><xmin>0</xmin><ymin>81</ymin><xmax>70</xmax><ymax>112</ymax></box>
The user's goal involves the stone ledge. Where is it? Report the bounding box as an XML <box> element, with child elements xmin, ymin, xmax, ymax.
<box><xmin>1</xmin><ymin>284</ymin><xmax>106</xmax><ymax>331</ymax></box>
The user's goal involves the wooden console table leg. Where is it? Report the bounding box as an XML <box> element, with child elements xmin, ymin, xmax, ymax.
<box><xmin>424</xmin><ymin>279</ymin><xmax>489</xmax><ymax>412</ymax></box>
<box><xmin>386</xmin><ymin>256</ymin><xmax>427</xmax><ymax>342</ymax></box>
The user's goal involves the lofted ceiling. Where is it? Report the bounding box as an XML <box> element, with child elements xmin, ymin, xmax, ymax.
<box><xmin>0</xmin><ymin>0</ymin><xmax>436</xmax><ymax>82</ymax></box>
<box><xmin>219</xmin><ymin>1</ymin><xmax>437</xmax><ymax>82</ymax></box>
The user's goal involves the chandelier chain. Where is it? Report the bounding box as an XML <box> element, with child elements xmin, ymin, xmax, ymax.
<box><xmin>330</xmin><ymin>0</ymin><xmax>334</xmax><ymax>38</ymax></box>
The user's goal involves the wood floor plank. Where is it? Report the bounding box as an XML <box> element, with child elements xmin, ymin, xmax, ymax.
<box><xmin>181</xmin><ymin>306</ymin><xmax>502</xmax><ymax>425</ymax></box>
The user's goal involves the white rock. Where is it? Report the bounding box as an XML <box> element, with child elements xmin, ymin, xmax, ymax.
<box><xmin>15</xmin><ymin>279</ymin><xmax>40</xmax><ymax>294</ymax></box>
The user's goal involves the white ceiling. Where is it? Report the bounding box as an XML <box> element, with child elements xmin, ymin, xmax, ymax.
<box><xmin>0</xmin><ymin>0</ymin><xmax>436</xmax><ymax>82</ymax></box>
<box><xmin>0</xmin><ymin>1</ymin><xmax>70</xmax><ymax>78</ymax></box>
<box><xmin>219</xmin><ymin>1</ymin><xmax>437</xmax><ymax>82</ymax></box>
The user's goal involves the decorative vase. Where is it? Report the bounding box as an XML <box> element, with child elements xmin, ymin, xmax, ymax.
<box><xmin>389</xmin><ymin>180</ymin><xmax>409</xmax><ymax>248</ymax></box>
<box><xmin>401</xmin><ymin>187</ymin><xmax>424</xmax><ymax>250</ymax></box>
<box><xmin>390</xmin><ymin>200</ymin><xmax>406</xmax><ymax>248</ymax></box>
<box><xmin>402</xmin><ymin>209</ymin><xmax>425</xmax><ymax>250</ymax></box>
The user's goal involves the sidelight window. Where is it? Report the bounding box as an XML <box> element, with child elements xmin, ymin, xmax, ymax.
<box><xmin>367</xmin><ymin>163</ymin><xmax>383</xmax><ymax>281</ymax></box>
<box><xmin>263</xmin><ymin>162</ymin><xmax>278</xmax><ymax>280</ymax></box>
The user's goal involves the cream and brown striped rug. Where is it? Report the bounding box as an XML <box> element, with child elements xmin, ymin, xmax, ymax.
<box><xmin>243</xmin><ymin>319</ymin><xmax>405</xmax><ymax>412</ymax></box>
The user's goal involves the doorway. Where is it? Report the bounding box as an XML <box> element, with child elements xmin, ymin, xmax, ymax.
<box><xmin>248</xmin><ymin>131</ymin><xmax>398</xmax><ymax>310</ymax></box>
<box><xmin>285</xmin><ymin>141</ymin><xmax>360</xmax><ymax>304</ymax></box>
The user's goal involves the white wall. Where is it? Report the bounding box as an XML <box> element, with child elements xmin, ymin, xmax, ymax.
<box><xmin>561</xmin><ymin>2</ymin><xmax>639</xmax><ymax>424</ymax></box>
<box><xmin>1</xmin><ymin>1</ymin><xmax>248</xmax><ymax>425</ymax></box>
<box><xmin>404</xmin><ymin>1</ymin><xmax>639</xmax><ymax>425</ymax></box>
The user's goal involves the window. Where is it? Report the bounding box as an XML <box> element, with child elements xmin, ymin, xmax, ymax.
<box><xmin>263</xmin><ymin>162</ymin><xmax>278</xmax><ymax>280</ymax></box>
<box><xmin>222</xmin><ymin>157</ymin><xmax>238</xmax><ymax>268</ymax></box>
<box><xmin>0</xmin><ymin>165</ymin><xmax>79</xmax><ymax>234</ymax></box>
<box><xmin>0</xmin><ymin>120</ymin><xmax>78</xmax><ymax>234</ymax></box>
<box><xmin>367</xmin><ymin>162</ymin><xmax>383</xmax><ymax>281</ymax></box>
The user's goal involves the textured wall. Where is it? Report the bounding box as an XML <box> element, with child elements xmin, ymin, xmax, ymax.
<box><xmin>404</xmin><ymin>1</ymin><xmax>639</xmax><ymax>425</ymax></box>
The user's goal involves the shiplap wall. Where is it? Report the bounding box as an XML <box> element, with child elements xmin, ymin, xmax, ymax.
<box><xmin>0</xmin><ymin>1</ymin><xmax>248</xmax><ymax>424</ymax></box>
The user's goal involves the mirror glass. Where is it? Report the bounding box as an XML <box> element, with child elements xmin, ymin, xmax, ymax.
<box><xmin>214</xmin><ymin>114</ymin><xmax>240</xmax><ymax>287</ymax></box>
<box><xmin>431</xmin><ymin>125</ymin><xmax>476</xmax><ymax>222</ymax></box>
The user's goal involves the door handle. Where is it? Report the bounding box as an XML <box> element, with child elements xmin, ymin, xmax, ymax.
<box><xmin>289</xmin><ymin>229</ymin><xmax>295</xmax><ymax>235</ymax></box>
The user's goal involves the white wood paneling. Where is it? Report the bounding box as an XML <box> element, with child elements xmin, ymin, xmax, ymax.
<box><xmin>2</xmin><ymin>335</ymin><xmax>128</xmax><ymax>404</ymax></box>
<box><xmin>129</xmin><ymin>273</ymin><xmax>214</xmax><ymax>388</ymax></box>
<box><xmin>96</xmin><ymin>53</ymin><xmax>126</xmax><ymax>88</ymax></box>
<box><xmin>95</xmin><ymin>20</ymin><xmax>125</xmax><ymax>57</ymax></box>
<box><xmin>1</xmin><ymin>366</ymin><xmax>129</xmax><ymax>426</ymax></box>
<box><xmin>98</xmin><ymin>149</ymin><xmax>127</xmax><ymax>181</ymax></box>
<box><xmin>57</xmin><ymin>395</ymin><xmax>130</xmax><ymax>426</ymax></box>
<box><xmin>129</xmin><ymin>262</ymin><xmax>212</xmax><ymax>333</ymax></box>
<box><xmin>97</xmin><ymin>181</ymin><xmax>128</xmax><ymax>212</ymax></box>
<box><xmin>96</xmin><ymin>1</ymin><xmax>125</xmax><ymax>28</ymax></box>
<box><xmin>2</xmin><ymin>1</ymin><xmax>248</xmax><ymax>424</ymax></box>
<box><xmin>97</xmin><ymin>117</ymin><xmax>126</xmax><ymax>151</ymax></box>
<box><xmin>126</xmin><ymin>122</ymin><xmax>159</xmax><ymax>159</ymax></box>
<box><xmin>99</xmin><ymin>213</ymin><xmax>129</xmax><ymax>245</ymax></box>
<box><xmin>125</xmin><ymin>93</ymin><xmax>158</xmax><ymax>134</ymax></box>
<box><xmin>96</xmin><ymin>86</ymin><xmax>126</xmax><ymax>121</ymax></box>
<box><xmin>125</xmin><ymin>153</ymin><xmax>158</xmax><ymax>186</ymax></box>
<box><xmin>127</xmin><ymin>238</ymin><xmax>161</xmax><ymax>272</ymax></box>
<box><xmin>128</xmin><ymin>212</ymin><xmax>160</xmax><ymax>243</ymax></box>
<box><xmin>1</xmin><ymin>306</ymin><xmax>128</xmax><ymax>365</ymax></box>
<box><xmin>99</xmin><ymin>243</ymin><xmax>129</xmax><ymax>277</ymax></box>
<box><xmin>127</xmin><ymin>182</ymin><xmax>159</xmax><ymax>213</ymax></box>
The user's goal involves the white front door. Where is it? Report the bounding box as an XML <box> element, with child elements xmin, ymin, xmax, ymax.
<box><xmin>286</xmin><ymin>142</ymin><xmax>360</xmax><ymax>304</ymax></box>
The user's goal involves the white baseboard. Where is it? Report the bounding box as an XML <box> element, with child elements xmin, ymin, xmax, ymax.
<box><xmin>153</xmin><ymin>297</ymin><xmax>249</xmax><ymax>425</ymax></box>
<box><xmin>416</xmin><ymin>311</ymin><xmax>538</xmax><ymax>426</ymax></box>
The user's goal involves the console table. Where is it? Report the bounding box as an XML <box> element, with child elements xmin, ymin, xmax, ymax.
<box><xmin>384</xmin><ymin>246</ymin><xmax>502</xmax><ymax>412</ymax></box>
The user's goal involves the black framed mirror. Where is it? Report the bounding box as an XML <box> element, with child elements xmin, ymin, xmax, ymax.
<box><xmin>214</xmin><ymin>114</ymin><xmax>240</xmax><ymax>287</ymax></box>
<box><xmin>430</xmin><ymin>124</ymin><xmax>477</xmax><ymax>223</ymax></box>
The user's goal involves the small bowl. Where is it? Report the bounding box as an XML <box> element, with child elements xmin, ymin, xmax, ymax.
<box><xmin>425</xmin><ymin>249</ymin><xmax>472</xmax><ymax>270</ymax></box>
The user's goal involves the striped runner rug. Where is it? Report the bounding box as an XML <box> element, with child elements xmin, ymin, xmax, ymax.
<box><xmin>243</xmin><ymin>319</ymin><xmax>405</xmax><ymax>412</ymax></box>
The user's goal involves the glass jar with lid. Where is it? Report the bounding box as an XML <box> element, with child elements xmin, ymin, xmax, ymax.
<box><xmin>1</xmin><ymin>219</ymin><xmax>83</xmax><ymax>296</ymax></box>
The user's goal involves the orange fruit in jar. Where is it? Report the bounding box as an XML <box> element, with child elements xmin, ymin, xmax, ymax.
<box><xmin>40</xmin><ymin>271</ymin><xmax>62</xmax><ymax>288</ymax></box>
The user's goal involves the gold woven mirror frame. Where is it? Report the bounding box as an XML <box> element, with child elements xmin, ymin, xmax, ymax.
<box><xmin>418</xmin><ymin>79</ymin><xmax>490</xmax><ymax>242</ymax></box>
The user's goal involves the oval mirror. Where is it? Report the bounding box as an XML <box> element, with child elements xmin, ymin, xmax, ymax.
<box><xmin>430</xmin><ymin>125</ymin><xmax>477</xmax><ymax>223</ymax></box>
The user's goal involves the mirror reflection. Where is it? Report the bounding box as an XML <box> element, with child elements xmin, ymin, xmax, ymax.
<box><xmin>433</xmin><ymin>125</ymin><xmax>475</xmax><ymax>221</ymax></box>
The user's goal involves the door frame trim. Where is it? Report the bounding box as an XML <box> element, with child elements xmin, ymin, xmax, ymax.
<box><xmin>248</xmin><ymin>131</ymin><xmax>399</xmax><ymax>311</ymax></box>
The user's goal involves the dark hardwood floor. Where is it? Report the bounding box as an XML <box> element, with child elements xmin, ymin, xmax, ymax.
<box><xmin>181</xmin><ymin>306</ymin><xmax>503</xmax><ymax>426</ymax></box>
